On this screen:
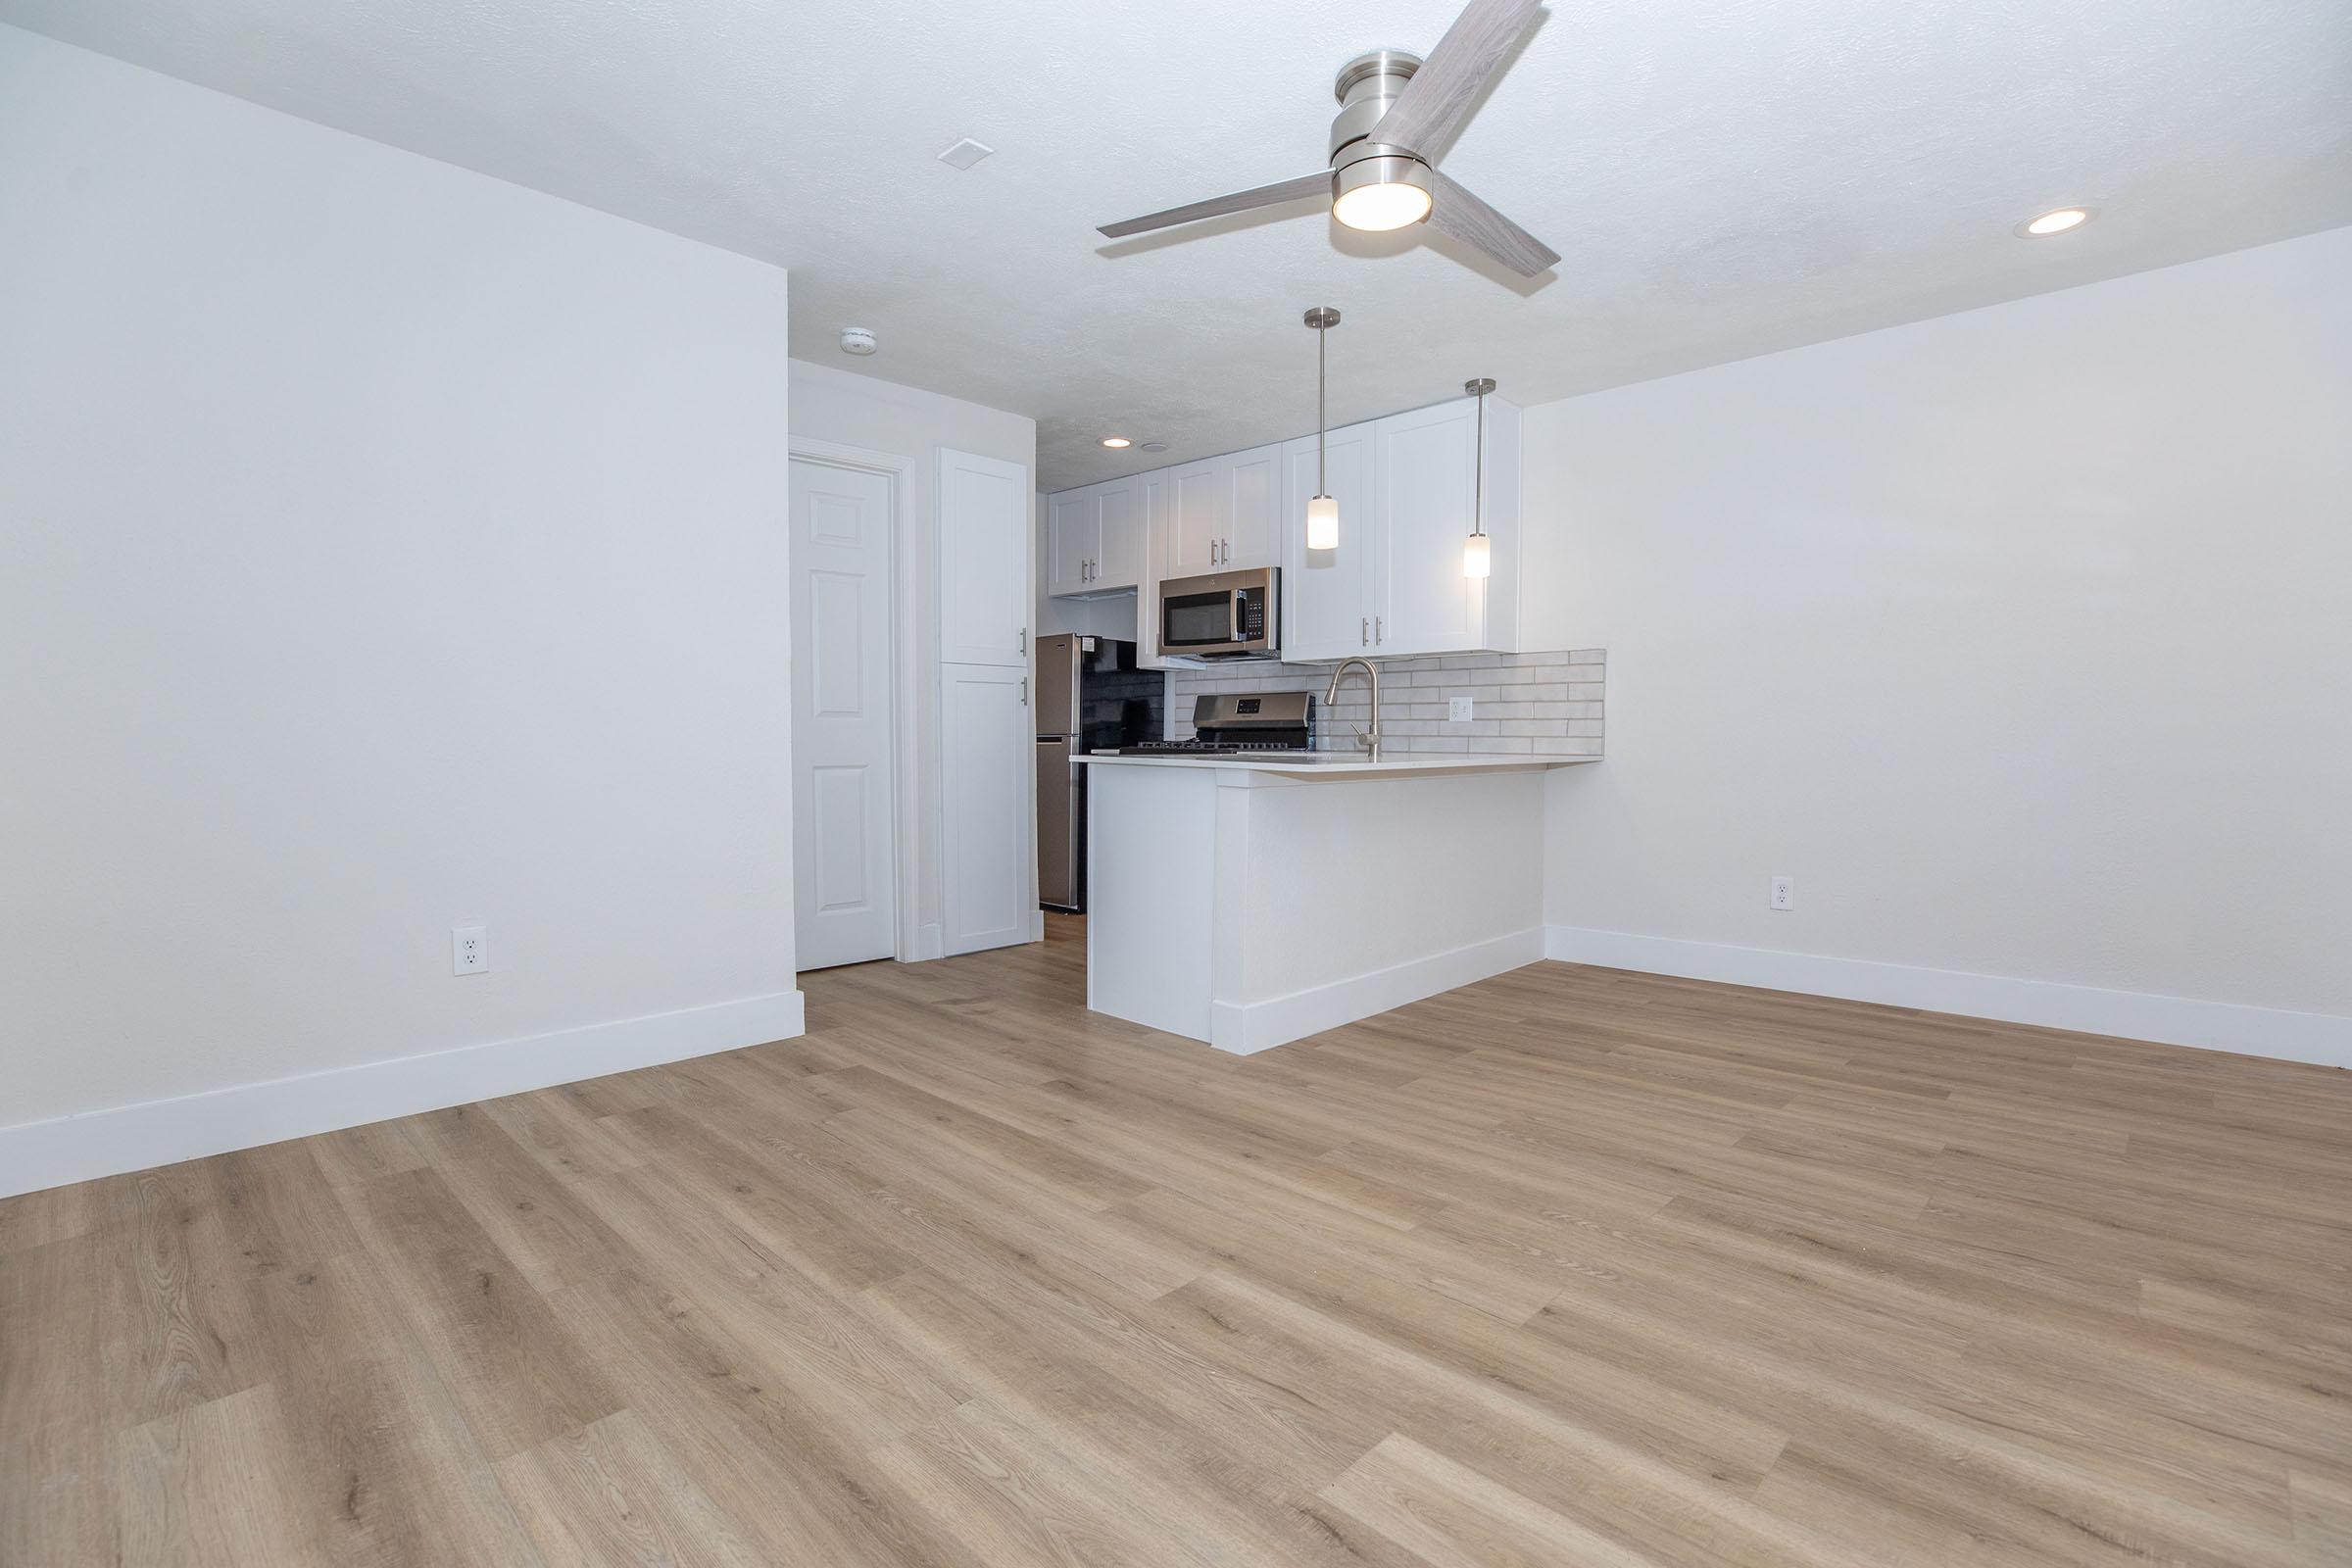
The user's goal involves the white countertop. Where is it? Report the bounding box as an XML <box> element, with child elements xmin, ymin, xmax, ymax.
<box><xmin>1080</xmin><ymin>750</ymin><xmax>1597</xmax><ymax>778</ymax></box>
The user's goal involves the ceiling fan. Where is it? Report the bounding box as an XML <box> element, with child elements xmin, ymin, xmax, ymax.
<box><xmin>1098</xmin><ymin>0</ymin><xmax>1559</xmax><ymax>277</ymax></box>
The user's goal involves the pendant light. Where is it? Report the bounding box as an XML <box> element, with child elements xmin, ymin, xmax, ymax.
<box><xmin>1463</xmin><ymin>377</ymin><xmax>1494</xmax><ymax>578</ymax></box>
<box><xmin>1304</xmin><ymin>307</ymin><xmax>1341</xmax><ymax>551</ymax></box>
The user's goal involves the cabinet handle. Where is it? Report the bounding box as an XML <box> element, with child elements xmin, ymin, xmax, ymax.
<box><xmin>1018</xmin><ymin>628</ymin><xmax>1027</xmax><ymax>654</ymax></box>
<box><xmin>1207</xmin><ymin>539</ymin><xmax>1215</xmax><ymax>566</ymax></box>
<box><xmin>1376</xmin><ymin>615</ymin><xmax>1384</xmax><ymax>644</ymax></box>
<box><xmin>1361</xmin><ymin>616</ymin><xmax>1368</xmax><ymax>647</ymax></box>
<box><xmin>1221</xmin><ymin>539</ymin><xmax>1231</xmax><ymax>564</ymax></box>
<box><xmin>1020</xmin><ymin>676</ymin><xmax>1027</xmax><ymax>706</ymax></box>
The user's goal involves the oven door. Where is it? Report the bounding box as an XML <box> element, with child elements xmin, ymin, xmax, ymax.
<box><xmin>1158</xmin><ymin>568</ymin><xmax>1277</xmax><ymax>658</ymax></box>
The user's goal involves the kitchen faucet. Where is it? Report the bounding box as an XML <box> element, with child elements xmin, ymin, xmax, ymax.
<box><xmin>1323</xmin><ymin>657</ymin><xmax>1382</xmax><ymax>760</ymax></box>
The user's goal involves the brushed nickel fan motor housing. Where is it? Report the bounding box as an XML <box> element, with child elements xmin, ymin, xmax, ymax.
<box><xmin>1329</xmin><ymin>50</ymin><xmax>1424</xmax><ymax>162</ymax></box>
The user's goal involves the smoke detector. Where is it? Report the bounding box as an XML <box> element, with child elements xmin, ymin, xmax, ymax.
<box><xmin>840</xmin><ymin>327</ymin><xmax>878</xmax><ymax>356</ymax></box>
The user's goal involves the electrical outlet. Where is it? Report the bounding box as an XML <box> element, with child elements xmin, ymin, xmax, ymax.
<box><xmin>452</xmin><ymin>924</ymin><xmax>489</xmax><ymax>974</ymax></box>
<box><xmin>1447</xmin><ymin>697</ymin><xmax>1474</xmax><ymax>723</ymax></box>
<box><xmin>1769</xmin><ymin>877</ymin><xmax>1794</xmax><ymax>912</ymax></box>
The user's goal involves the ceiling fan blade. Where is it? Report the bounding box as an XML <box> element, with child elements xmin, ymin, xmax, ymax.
<box><xmin>1369</xmin><ymin>0</ymin><xmax>1542</xmax><ymax>156</ymax></box>
<box><xmin>1427</xmin><ymin>168</ymin><xmax>1558</xmax><ymax>276</ymax></box>
<box><xmin>1098</xmin><ymin>172</ymin><xmax>1333</xmax><ymax>239</ymax></box>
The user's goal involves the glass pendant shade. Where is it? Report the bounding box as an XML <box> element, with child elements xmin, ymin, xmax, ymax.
<box><xmin>1461</xmin><ymin>531</ymin><xmax>1492</xmax><ymax>578</ymax></box>
<box><xmin>1306</xmin><ymin>494</ymin><xmax>1340</xmax><ymax>551</ymax></box>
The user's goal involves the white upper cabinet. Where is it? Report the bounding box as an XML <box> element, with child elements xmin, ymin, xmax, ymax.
<box><xmin>1373</xmin><ymin>400</ymin><xmax>1483</xmax><ymax>657</ymax></box>
<box><xmin>1167</xmin><ymin>456</ymin><xmax>1229</xmax><ymax>576</ymax></box>
<box><xmin>1047</xmin><ymin>475</ymin><xmax>1144</xmax><ymax>598</ymax></box>
<box><xmin>939</xmin><ymin>447</ymin><xmax>1031</xmax><ymax>666</ymax></box>
<box><xmin>1223</xmin><ymin>444</ymin><xmax>1282</xmax><ymax>571</ymax></box>
<box><xmin>1050</xmin><ymin>395</ymin><xmax>1521</xmax><ymax>662</ymax></box>
<box><xmin>1280</xmin><ymin>421</ymin><xmax>1376</xmax><ymax>662</ymax></box>
<box><xmin>1048</xmin><ymin>487</ymin><xmax>1098</xmax><ymax>598</ymax></box>
<box><xmin>1163</xmin><ymin>443</ymin><xmax>1281</xmax><ymax>575</ymax></box>
<box><xmin>1136</xmin><ymin>471</ymin><xmax>1172</xmax><ymax>668</ymax></box>
<box><xmin>1095</xmin><ymin>476</ymin><xmax>1144</xmax><ymax>590</ymax></box>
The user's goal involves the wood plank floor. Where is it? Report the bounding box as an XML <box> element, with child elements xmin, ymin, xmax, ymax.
<box><xmin>5</xmin><ymin>914</ymin><xmax>2349</xmax><ymax>1566</ymax></box>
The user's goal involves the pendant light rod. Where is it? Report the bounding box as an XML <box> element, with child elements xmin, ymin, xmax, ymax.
<box><xmin>1462</xmin><ymin>376</ymin><xmax>1496</xmax><ymax>579</ymax></box>
<box><xmin>1465</xmin><ymin>376</ymin><xmax>1495</xmax><ymax>538</ymax></box>
<box><xmin>1306</xmin><ymin>307</ymin><xmax>1340</xmax><ymax>489</ymax></box>
<box><xmin>1304</xmin><ymin>308</ymin><xmax>1343</xmax><ymax>554</ymax></box>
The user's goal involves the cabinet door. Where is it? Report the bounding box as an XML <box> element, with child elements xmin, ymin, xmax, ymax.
<box><xmin>1280</xmin><ymin>423</ymin><xmax>1374</xmax><ymax>662</ymax></box>
<box><xmin>1373</xmin><ymin>401</ymin><xmax>1482</xmax><ymax>657</ymax></box>
<box><xmin>1223</xmin><ymin>444</ymin><xmax>1283</xmax><ymax>570</ymax></box>
<box><xmin>1137</xmin><ymin>472</ymin><xmax>1171</xmax><ymax>668</ymax></box>
<box><xmin>941</xmin><ymin>663</ymin><xmax>1034</xmax><ymax>954</ymax></box>
<box><xmin>1166</xmin><ymin>456</ymin><xmax>1230</xmax><ymax>575</ymax></box>
<box><xmin>939</xmin><ymin>448</ymin><xmax>1031</xmax><ymax>665</ymax></box>
<box><xmin>1048</xmin><ymin>488</ymin><xmax>1098</xmax><ymax>597</ymax></box>
<box><xmin>1095</xmin><ymin>477</ymin><xmax>1143</xmax><ymax>590</ymax></box>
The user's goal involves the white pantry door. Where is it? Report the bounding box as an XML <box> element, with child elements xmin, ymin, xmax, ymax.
<box><xmin>790</xmin><ymin>458</ymin><xmax>897</xmax><ymax>969</ymax></box>
<box><xmin>940</xmin><ymin>662</ymin><xmax>1034</xmax><ymax>954</ymax></box>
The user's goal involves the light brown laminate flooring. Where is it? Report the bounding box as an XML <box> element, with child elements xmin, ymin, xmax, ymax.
<box><xmin>5</xmin><ymin>913</ymin><xmax>2349</xmax><ymax>1566</ymax></box>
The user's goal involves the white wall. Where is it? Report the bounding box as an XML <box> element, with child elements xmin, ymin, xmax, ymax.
<box><xmin>0</xmin><ymin>26</ymin><xmax>801</xmax><ymax>1191</ymax></box>
<box><xmin>1527</xmin><ymin>225</ymin><xmax>2352</xmax><ymax>1062</ymax></box>
<box><xmin>788</xmin><ymin>360</ymin><xmax>1035</xmax><ymax>958</ymax></box>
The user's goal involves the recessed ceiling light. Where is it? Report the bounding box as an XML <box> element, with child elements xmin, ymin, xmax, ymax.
<box><xmin>1100</xmin><ymin>436</ymin><xmax>1132</xmax><ymax>449</ymax></box>
<box><xmin>2018</xmin><ymin>207</ymin><xmax>2093</xmax><ymax>237</ymax></box>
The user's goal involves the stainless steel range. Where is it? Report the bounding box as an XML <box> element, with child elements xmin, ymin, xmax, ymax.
<box><xmin>1114</xmin><ymin>692</ymin><xmax>1320</xmax><ymax>758</ymax></box>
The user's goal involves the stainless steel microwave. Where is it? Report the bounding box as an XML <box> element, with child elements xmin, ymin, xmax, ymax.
<box><xmin>1158</xmin><ymin>566</ymin><xmax>1279</xmax><ymax>659</ymax></box>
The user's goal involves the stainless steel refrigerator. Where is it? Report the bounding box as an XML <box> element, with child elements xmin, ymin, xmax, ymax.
<box><xmin>1035</xmin><ymin>635</ymin><xmax>1156</xmax><ymax>912</ymax></box>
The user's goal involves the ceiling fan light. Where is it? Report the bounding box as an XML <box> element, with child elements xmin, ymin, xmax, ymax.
<box><xmin>1332</xmin><ymin>157</ymin><xmax>1433</xmax><ymax>232</ymax></box>
<box><xmin>1306</xmin><ymin>495</ymin><xmax>1340</xmax><ymax>551</ymax></box>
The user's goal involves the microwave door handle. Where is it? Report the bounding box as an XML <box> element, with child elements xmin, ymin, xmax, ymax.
<box><xmin>1231</xmin><ymin>591</ymin><xmax>1246</xmax><ymax>646</ymax></box>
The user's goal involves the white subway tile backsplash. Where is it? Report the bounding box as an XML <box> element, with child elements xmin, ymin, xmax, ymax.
<box><xmin>1169</xmin><ymin>649</ymin><xmax>1605</xmax><ymax>756</ymax></box>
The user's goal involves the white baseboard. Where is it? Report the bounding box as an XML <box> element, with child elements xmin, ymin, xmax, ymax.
<box><xmin>0</xmin><ymin>989</ymin><xmax>807</xmax><ymax>1200</ymax></box>
<box><xmin>1211</xmin><ymin>928</ymin><xmax>1545</xmax><ymax>1055</ymax></box>
<box><xmin>899</xmin><ymin>922</ymin><xmax>946</xmax><ymax>963</ymax></box>
<box><xmin>1544</xmin><ymin>926</ymin><xmax>2350</xmax><ymax>1070</ymax></box>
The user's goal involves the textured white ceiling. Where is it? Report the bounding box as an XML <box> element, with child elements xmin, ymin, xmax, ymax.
<box><xmin>8</xmin><ymin>0</ymin><xmax>2347</xmax><ymax>489</ymax></box>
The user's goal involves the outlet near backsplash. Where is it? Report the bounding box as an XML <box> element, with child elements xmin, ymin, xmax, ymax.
<box><xmin>1168</xmin><ymin>650</ymin><xmax>1604</xmax><ymax>756</ymax></box>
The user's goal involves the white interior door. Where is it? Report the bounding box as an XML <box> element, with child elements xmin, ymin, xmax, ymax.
<box><xmin>941</xmin><ymin>663</ymin><xmax>1034</xmax><ymax>955</ymax></box>
<box><xmin>790</xmin><ymin>458</ymin><xmax>897</xmax><ymax>970</ymax></box>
